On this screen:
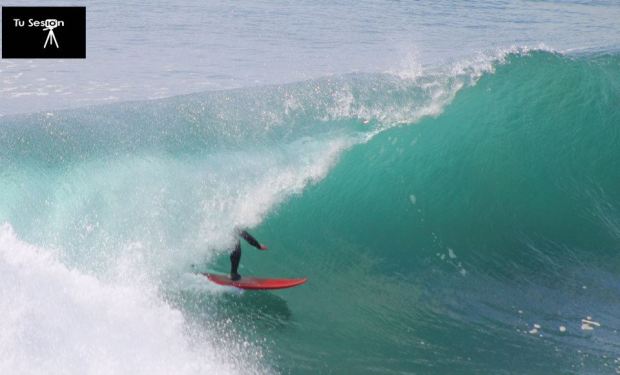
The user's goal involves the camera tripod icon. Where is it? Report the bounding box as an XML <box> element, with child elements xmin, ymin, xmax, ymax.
<box><xmin>43</xmin><ymin>19</ymin><xmax>60</xmax><ymax>49</ymax></box>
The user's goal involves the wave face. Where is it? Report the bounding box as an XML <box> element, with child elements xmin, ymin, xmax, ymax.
<box><xmin>1</xmin><ymin>50</ymin><xmax>620</xmax><ymax>374</ymax></box>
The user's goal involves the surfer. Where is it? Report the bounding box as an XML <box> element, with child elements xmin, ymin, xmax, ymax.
<box><xmin>230</xmin><ymin>229</ymin><xmax>268</xmax><ymax>280</ymax></box>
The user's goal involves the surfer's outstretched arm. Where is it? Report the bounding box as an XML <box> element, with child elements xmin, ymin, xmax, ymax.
<box><xmin>239</xmin><ymin>230</ymin><xmax>268</xmax><ymax>250</ymax></box>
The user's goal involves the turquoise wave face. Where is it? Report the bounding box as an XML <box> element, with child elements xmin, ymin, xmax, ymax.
<box><xmin>232</xmin><ymin>52</ymin><xmax>620</xmax><ymax>374</ymax></box>
<box><xmin>1</xmin><ymin>51</ymin><xmax>619</xmax><ymax>374</ymax></box>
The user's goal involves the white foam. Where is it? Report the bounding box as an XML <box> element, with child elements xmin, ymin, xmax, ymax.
<box><xmin>409</xmin><ymin>194</ymin><xmax>416</xmax><ymax>205</ymax></box>
<box><xmin>190</xmin><ymin>135</ymin><xmax>354</xmax><ymax>261</ymax></box>
<box><xmin>0</xmin><ymin>223</ymin><xmax>269</xmax><ymax>375</ymax></box>
<box><xmin>372</xmin><ymin>44</ymin><xmax>557</xmax><ymax>129</ymax></box>
<box><xmin>448</xmin><ymin>248</ymin><xmax>457</xmax><ymax>259</ymax></box>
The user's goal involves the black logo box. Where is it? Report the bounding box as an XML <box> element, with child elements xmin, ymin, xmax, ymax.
<box><xmin>2</xmin><ymin>7</ymin><xmax>85</xmax><ymax>58</ymax></box>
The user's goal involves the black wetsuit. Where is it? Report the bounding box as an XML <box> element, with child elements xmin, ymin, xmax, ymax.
<box><xmin>230</xmin><ymin>230</ymin><xmax>262</xmax><ymax>279</ymax></box>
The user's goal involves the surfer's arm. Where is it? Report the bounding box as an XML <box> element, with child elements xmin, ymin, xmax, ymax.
<box><xmin>240</xmin><ymin>230</ymin><xmax>268</xmax><ymax>250</ymax></box>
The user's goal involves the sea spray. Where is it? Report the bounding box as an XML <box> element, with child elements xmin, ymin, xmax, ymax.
<box><xmin>0</xmin><ymin>223</ymin><xmax>270</xmax><ymax>375</ymax></box>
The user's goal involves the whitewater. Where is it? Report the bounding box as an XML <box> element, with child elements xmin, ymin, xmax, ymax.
<box><xmin>2</xmin><ymin>1</ymin><xmax>620</xmax><ymax>374</ymax></box>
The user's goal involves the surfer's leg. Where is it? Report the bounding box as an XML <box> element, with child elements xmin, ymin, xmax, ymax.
<box><xmin>230</xmin><ymin>248</ymin><xmax>241</xmax><ymax>280</ymax></box>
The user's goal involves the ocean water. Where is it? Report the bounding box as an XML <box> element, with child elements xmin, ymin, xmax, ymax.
<box><xmin>1</xmin><ymin>1</ymin><xmax>620</xmax><ymax>374</ymax></box>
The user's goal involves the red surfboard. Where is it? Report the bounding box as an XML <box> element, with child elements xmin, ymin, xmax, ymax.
<box><xmin>203</xmin><ymin>273</ymin><xmax>307</xmax><ymax>290</ymax></box>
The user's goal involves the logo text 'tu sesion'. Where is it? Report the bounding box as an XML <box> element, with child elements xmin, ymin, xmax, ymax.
<box><xmin>13</xmin><ymin>18</ymin><xmax>63</xmax><ymax>48</ymax></box>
